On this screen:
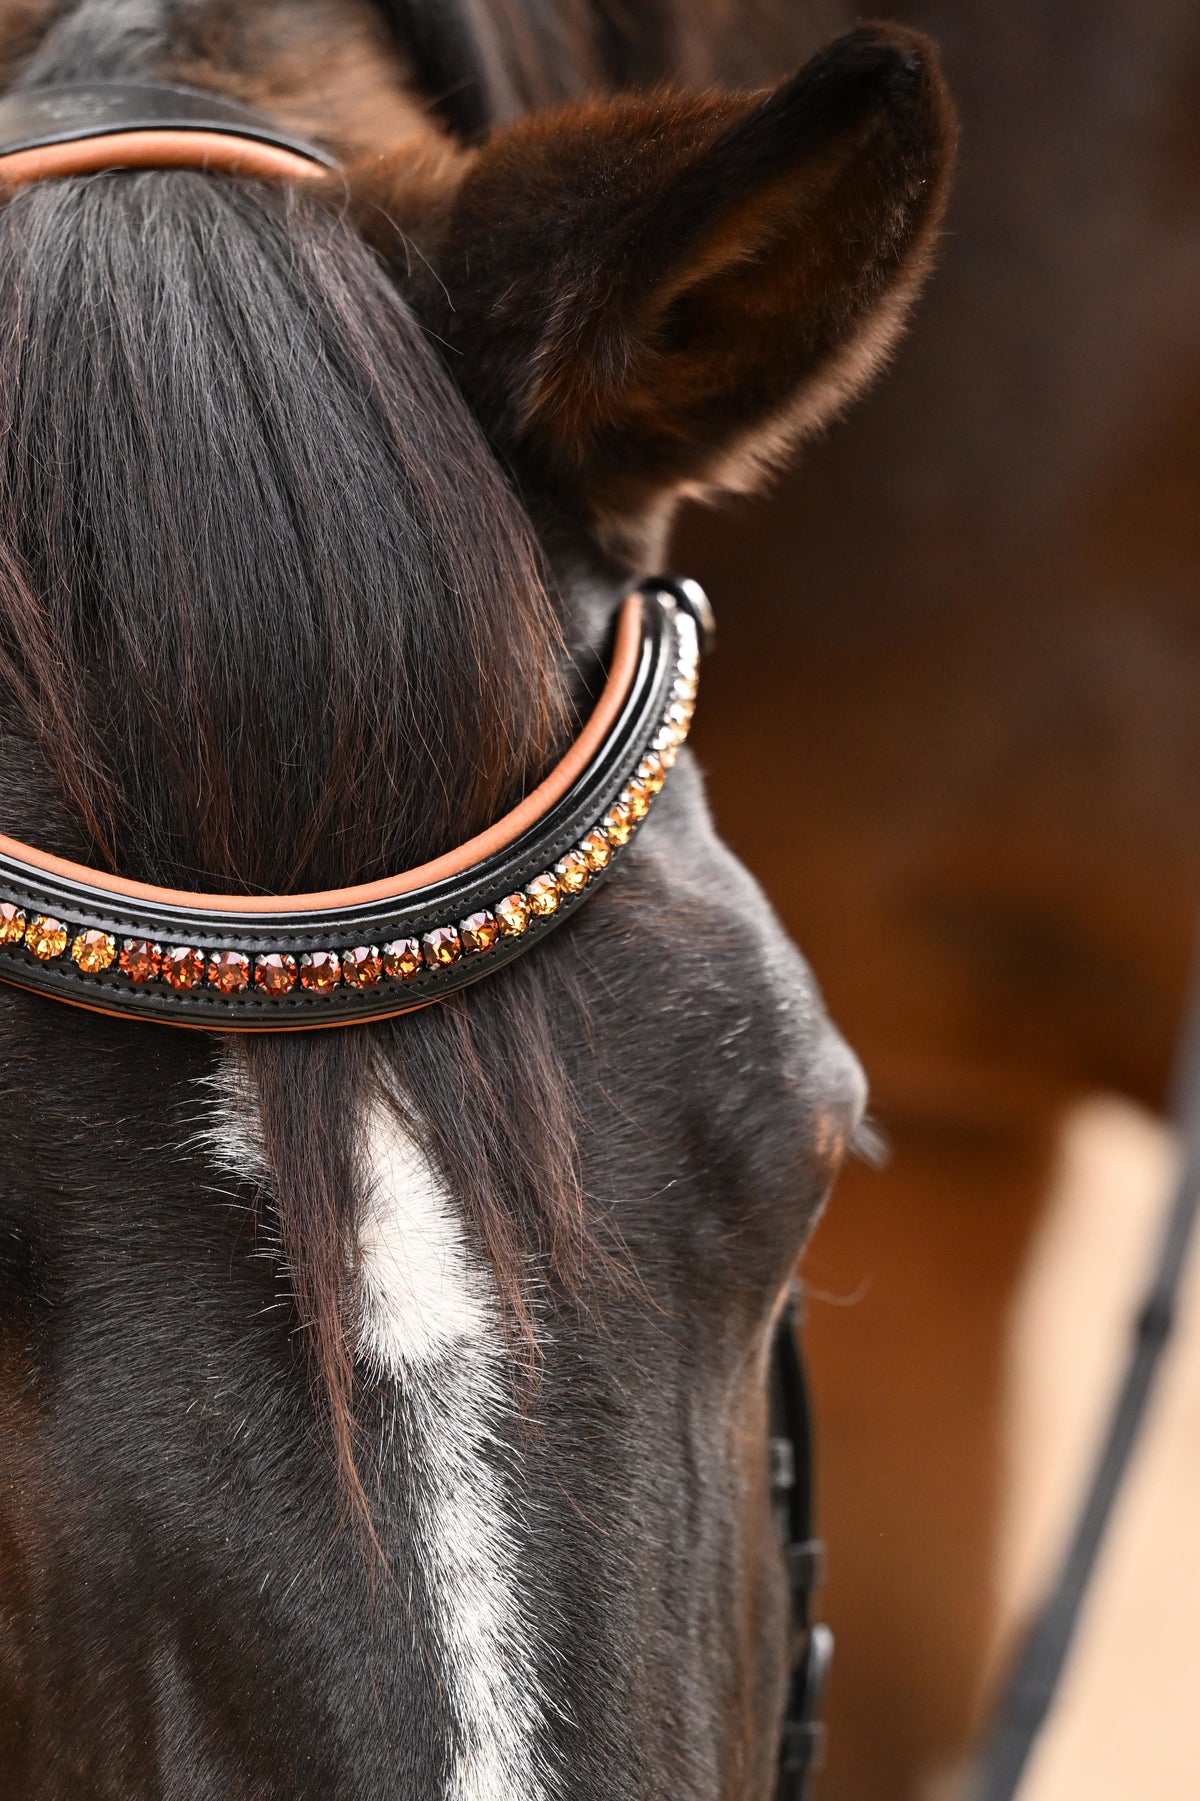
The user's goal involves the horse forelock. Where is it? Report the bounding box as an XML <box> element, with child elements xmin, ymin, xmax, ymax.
<box><xmin>0</xmin><ymin>171</ymin><xmax>565</xmax><ymax>890</ymax></box>
<box><xmin>0</xmin><ymin>151</ymin><xmax>591</xmax><ymax>1560</ymax></box>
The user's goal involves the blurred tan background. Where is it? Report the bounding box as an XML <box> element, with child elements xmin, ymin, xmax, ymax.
<box><xmin>675</xmin><ymin>1</ymin><xmax>1200</xmax><ymax>1795</ymax></box>
<box><xmin>1001</xmin><ymin>1099</ymin><xmax>1199</xmax><ymax>1801</ymax></box>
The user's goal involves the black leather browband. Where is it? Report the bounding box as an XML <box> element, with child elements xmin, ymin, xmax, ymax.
<box><xmin>0</xmin><ymin>584</ymin><xmax>708</xmax><ymax>1030</ymax></box>
<box><xmin>0</xmin><ymin>80</ymin><xmax>334</xmax><ymax>168</ymax></box>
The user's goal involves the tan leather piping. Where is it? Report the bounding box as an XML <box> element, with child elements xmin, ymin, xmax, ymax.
<box><xmin>0</xmin><ymin>593</ymin><xmax>645</xmax><ymax>915</ymax></box>
<box><xmin>0</xmin><ymin>974</ymin><xmax>435</xmax><ymax>1033</ymax></box>
<box><xmin>0</xmin><ymin>129</ymin><xmax>328</xmax><ymax>187</ymax></box>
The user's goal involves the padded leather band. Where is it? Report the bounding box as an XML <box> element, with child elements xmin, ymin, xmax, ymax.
<box><xmin>0</xmin><ymin>79</ymin><xmax>335</xmax><ymax>164</ymax></box>
<box><xmin>0</xmin><ymin>80</ymin><xmax>334</xmax><ymax>184</ymax></box>
<box><xmin>0</xmin><ymin>586</ymin><xmax>702</xmax><ymax>1030</ymax></box>
<box><xmin>0</xmin><ymin>131</ymin><xmax>329</xmax><ymax>185</ymax></box>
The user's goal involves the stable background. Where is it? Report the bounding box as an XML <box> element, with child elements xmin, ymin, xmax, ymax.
<box><xmin>678</xmin><ymin>2</ymin><xmax>1200</xmax><ymax>1796</ymax></box>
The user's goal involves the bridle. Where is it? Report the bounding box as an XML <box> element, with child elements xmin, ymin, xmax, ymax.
<box><xmin>0</xmin><ymin>79</ymin><xmax>832</xmax><ymax>1801</ymax></box>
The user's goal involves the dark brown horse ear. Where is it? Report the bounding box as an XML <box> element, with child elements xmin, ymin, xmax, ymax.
<box><xmin>352</xmin><ymin>24</ymin><xmax>955</xmax><ymax>530</ymax></box>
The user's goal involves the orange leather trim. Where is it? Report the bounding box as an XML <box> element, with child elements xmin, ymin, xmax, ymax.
<box><xmin>0</xmin><ymin>129</ymin><xmax>328</xmax><ymax>187</ymax></box>
<box><xmin>0</xmin><ymin>593</ymin><xmax>645</xmax><ymax>915</ymax></box>
<box><xmin>0</xmin><ymin>973</ymin><xmax>436</xmax><ymax>1032</ymax></box>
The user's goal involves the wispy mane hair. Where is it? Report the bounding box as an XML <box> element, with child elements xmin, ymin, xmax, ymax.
<box><xmin>0</xmin><ymin>169</ymin><xmax>583</xmax><ymax>1515</ymax></box>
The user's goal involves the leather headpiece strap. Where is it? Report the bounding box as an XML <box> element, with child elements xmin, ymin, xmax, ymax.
<box><xmin>0</xmin><ymin>79</ymin><xmax>334</xmax><ymax>184</ymax></box>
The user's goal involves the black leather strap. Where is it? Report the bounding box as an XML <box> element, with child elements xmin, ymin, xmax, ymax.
<box><xmin>0</xmin><ymin>81</ymin><xmax>334</xmax><ymax>167</ymax></box>
<box><xmin>0</xmin><ymin>586</ymin><xmax>697</xmax><ymax>1029</ymax></box>
<box><xmin>771</xmin><ymin>1291</ymin><xmax>833</xmax><ymax>1801</ymax></box>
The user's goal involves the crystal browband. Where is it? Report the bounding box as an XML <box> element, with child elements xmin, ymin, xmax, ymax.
<box><xmin>0</xmin><ymin>582</ymin><xmax>709</xmax><ymax>1030</ymax></box>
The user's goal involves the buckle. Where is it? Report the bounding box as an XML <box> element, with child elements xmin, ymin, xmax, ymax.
<box><xmin>770</xmin><ymin>1434</ymin><xmax>796</xmax><ymax>1493</ymax></box>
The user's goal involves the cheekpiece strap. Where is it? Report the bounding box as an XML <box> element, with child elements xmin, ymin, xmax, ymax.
<box><xmin>0</xmin><ymin>583</ymin><xmax>706</xmax><ymax>1031</ymax></box>
<box><xmin>771</xmin><ymin>1292</ymin><xmax>834</xmax><ymax>1801</ymax></box>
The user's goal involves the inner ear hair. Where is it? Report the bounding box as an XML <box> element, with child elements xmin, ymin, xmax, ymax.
<box><xmin>623</xmin><ymin>28</ymin><xmax>958</xmax><ymax>489</ymax></box>
<box><xmin>346</xmin><ymin>24</ymin><xmax>956</xmax><ymax>527</ymax></box>
<box><xmin>531</xmin><ymin>25</ymin><xmax>957</xmax><ymax>489</ymax></box>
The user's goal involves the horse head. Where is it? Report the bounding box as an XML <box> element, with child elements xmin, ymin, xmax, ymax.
<box><xmin>0</xmin><ymin>4</ymin><xmax>954</xmax><ymax>1795</ymax></box>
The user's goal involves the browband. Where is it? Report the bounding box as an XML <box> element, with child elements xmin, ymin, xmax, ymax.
<box><xmin>0</xmin><ymin>582</ymin><xmax>710</xmax><ymax>1030</ymax></box>
<box><xmin>0</xmin><ymin>80</ymin><xmax>334</xmax><ymax>185</ymax></box>
<box><xmin>0</xmin><ymin>85</ymin><xmax>710</xmax><ymax>1032</ymax></box>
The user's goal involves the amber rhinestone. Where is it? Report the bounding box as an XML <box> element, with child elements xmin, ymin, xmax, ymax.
<box><xmin>342</xmin><ymin>945</ymin><xmax>382</xmax><ymax>989</ymax></box>
<box><xmin>162</xmin><ymin>945</ymin><xmax>205</xmax><ymax>991</ymax></box>
<box><xmin>622</xmin><ymin>779</ymin><xmax>651</xmax><ymax>822</ymax></box>
<box><xmin>0</xmin><ymin>903</ymin><xmax>26</xmax><ymax>945</ymax></box>
<box><xmin>636</xmin><ymin>753</ymin><xmax>665</xmax><ymax>795</ymax></box>
<box><xmin>207</xmin><ymin>949</ymin><xmax>250</xmax><ymax>994</ymax></box>
<box><xmin>554</xmin><ymin>851</ymin><xmax>589</xmax><ymax>895</ymax></box>
<box><xmin>26</xmin><ymin>915</ymin><xmax>68</xmax><ymax>961</ymax></box>
<box><xmin>296</xmin><ymin>950</ymin><xmax>339</xmax><ymax>993</ymax></box>
<box><xmin>460</xmin><ymin>910</ymin><xmax>500</xmax><ymax>955</ymax></box>
<box><xmin>382</xmin><ymin>938</ymin><xmax>422</xmax><ymax>981</ymax></box>
<box><xmin>255</xmin><ymin>952</ymin><xmax>298</xmax><ymax>996</ymax></box>
<box><xmin>602</xmin><ymin>804</ymin><xmax>633</xmax><ymax>847</ymax></box>
<box><xmin>525</xmin><ymin>872</ymin><xmax>560</xmax><ymax>917</ymax></box>
<box><xmin>119</xmin><ymin>938</ymin><xmax>161</xmax><ymax>983</ymax></box>
<box><xmin>580</xmin><ymin>830</ymin><xmax>611</xmax><ymax>872</ymax></box>
<box><xmin>495</xmin><ymin>893</ymin><xmax>531</xmax><ymax>937</ymax></box>
<box><xmin>71</xmin><ymin>929</ymin><xmax>116</xmax><ymax>974</ymax></box>
<box><xmin>422</xmin><ymin>924</ymin><xmax>462</xmax><ymax>969</ymax></box>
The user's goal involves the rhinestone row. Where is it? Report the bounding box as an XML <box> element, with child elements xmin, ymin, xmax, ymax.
<box><xmin>0</xmin><ymin>610</ymin><xmax>699</xmax><ymax>1001</ymax></box>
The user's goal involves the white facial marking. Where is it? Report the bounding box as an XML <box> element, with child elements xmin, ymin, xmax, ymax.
<box><xmin>197</xmin><ymin>1057</ymin><xmax>556</xmax><ymax>1801</ymax></box>
<box><xmin>192</xmin><ymin>1051</ymin><xmax>272</xmax><ymax>1186</ymax></box>
<box><xmin>357</xmin><ymin>1104</ymin><xmax>491</xmax><ymax>1366</ymax></box>
<box><xmin>359</xmin><ymin>1096</ymin><xmax>554</xmax><ymax>1801</ymax></box>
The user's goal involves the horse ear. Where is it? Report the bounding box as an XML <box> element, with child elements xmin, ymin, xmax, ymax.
<box><xmin>352</xmin><ymin>24</ymin><xmax>955</xmax><ymax>532</ymax></box>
